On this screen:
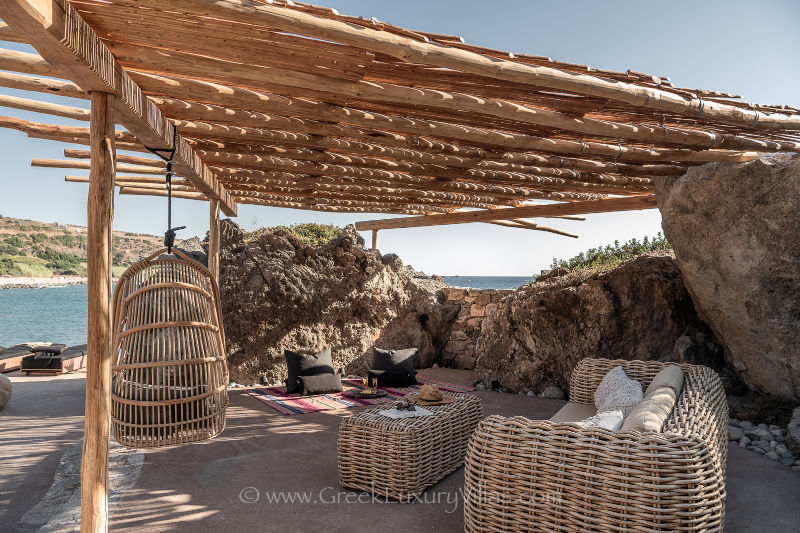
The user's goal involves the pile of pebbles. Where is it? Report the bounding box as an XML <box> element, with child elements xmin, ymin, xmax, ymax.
<box><xmin>729</xmin><ymin>419</ymin><xmax>799</xmax><ymax>471</ymax></box>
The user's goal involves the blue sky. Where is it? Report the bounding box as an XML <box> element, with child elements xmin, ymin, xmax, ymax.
<box><xmin>0</xmin><ymin>0</ymin><xmax>797</xmax><ymax>275</ymax></box>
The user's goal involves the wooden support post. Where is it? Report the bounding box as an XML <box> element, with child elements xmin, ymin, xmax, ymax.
<box><xmin>209</xmin><ymin>199</ymin><xmax>220</xmax><ymax>281</ymax></box>
<box><xmin>371</xmin><ymin>230</ymin><xmax>379</xmax><ymax>250</ymax></box>
<box><xmin>81</xmin><ymin>91</ymin><xmax>115</xmax><ymax>533</ymax></box>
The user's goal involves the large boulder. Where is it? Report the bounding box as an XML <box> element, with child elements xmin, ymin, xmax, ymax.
<box><xmin>0</xmin><ymin>373</ymin><xmax>11</xmax><ymax>410</ymax></box>
<box><xmin>474</xmin><ymin>252</ymin><xmax>722</xmax><ymax>393</ymax></box>
<box><xmin>655</xmin><ymin>154</ymin><xmax>800</xmax><ymax>401</ymax></box>
<box><xmin>218</xmin><ymin>221</ymin><xmax>456</xmax><ymax>385</ymax></box>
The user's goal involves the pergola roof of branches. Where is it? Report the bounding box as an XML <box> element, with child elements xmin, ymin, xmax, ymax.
<box><xmin>1</xmin><ymin>0</ymin><xmax>799</xmax><ymax>230</ymax></box>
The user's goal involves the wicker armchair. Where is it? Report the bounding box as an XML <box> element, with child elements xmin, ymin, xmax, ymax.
<box><xmin>463</xmin><ymin>358</ymin><xmax>728</xmax><ymax>532</ymax></box>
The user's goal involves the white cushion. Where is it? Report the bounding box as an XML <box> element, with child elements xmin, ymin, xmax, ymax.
<box><xmin>645</xmin><ymin>364</ymin><xmax>684</xmax><ymax>397</ymax></box>
<box><xmin>620</xmin><ymin>385</ymin><xmax>677</xmax><ymax>432</ymax></box>
<box><xmin>576</xmin><ymin>409</ymin><xmax>624</xmax><ymax>431</ymax></box>
<box><xmin>550</xmin><ymin>402</ymin><xmax>597</xmax><ymax>423</ymax></box>
<box><xmin>594</xmin><ymin>365</ymin><xmax>643</xmax><ymax>416</ymax></box>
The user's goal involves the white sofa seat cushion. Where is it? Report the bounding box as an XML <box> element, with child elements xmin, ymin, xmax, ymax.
<box><xmin>550</xmin><ymin>402</ymin><xmax>596</xmax><ymax>423</ymax></box>
<box><xmin>577</xmin><ymin>410</ymin><xmax>625</xmax><ymax>431</ymax></box>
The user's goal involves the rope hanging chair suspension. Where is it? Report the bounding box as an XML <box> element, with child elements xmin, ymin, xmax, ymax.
<box><xmin>110</xmin><ymin>248</ymin><xmax>229</xmax><ymax>448</ymax></box>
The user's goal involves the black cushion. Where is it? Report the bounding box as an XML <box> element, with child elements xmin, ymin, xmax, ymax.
<box><xmin>61</xmin><ymin>345</ymin><xmax>88</xmax><ymax>360</ymax></box>
<box><xmin>299</xmin><ymin>373</ymin><xmax>343</xmax><ymax>395</ymax></box>
<box><xmin>372</xmin><ymin>347</ymin><xmax>417</xmax><ymax>372</ymax></box>
<box><xmin>368</xmin><ymin>369</ymin><xmax>418</xmax><ymax>388</ymax></box>
<box><xmin>21</xmin><ymin>353</ymin><xmax>60</xmax><ymax>370</ymax></box>
<box><xmin>284</xmin><ymin>347</ymin><xmax>334</xmax><ymax>394</ymax></box>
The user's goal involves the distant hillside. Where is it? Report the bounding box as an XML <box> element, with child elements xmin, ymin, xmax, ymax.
<box><xmin>0</xmin><ymin>216</ymin><xmax>345</xmax><ymax>278</ymax></box>
<box><xmin>0</xmin><ymin>215</ymin><xmax>169</xmax><ymax>277</ymax></box>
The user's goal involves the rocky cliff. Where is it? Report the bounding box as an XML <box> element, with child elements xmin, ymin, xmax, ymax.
<box><xmin>474</xmin><ymin>252</ymin><xmax>723</xmax><ymax>394</ymax></box>
<box><xmin>655</xmin><ymin>154</ymin><xmax>800</xmax><ymax>402</ymax></box>
<box><xmin>218</xmin><ymin>220</ymin><xmax>456</xmax><ymax>385</ymax></box>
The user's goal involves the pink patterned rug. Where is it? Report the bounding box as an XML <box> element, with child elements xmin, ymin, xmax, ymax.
<box><xmin>246</xmin><ymin>375</ymin><xmax>475</xmax><ymax>415</ymax></box>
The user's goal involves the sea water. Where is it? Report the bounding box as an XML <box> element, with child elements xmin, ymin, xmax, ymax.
<box><xmin>0</xmin><ymin>276</ymin><xmax>534</xmax><ymax>347</ymax></box>
<box><xmin>0</xmin><ymin>284</ymin><xmax>89</xmax><ymax>347</ymax></box>
<box><xmin>441</xmin><ymin>276</ymin><xmax>533</xmax><ymax>290</ymax></box>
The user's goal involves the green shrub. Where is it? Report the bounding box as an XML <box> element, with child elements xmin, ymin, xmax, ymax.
<box><xmin>245</xmin><ymin>223</ymin><xmax>343</xmax><ymax>246</ymax></box>
<box><xmin>30</xmin><ymin>232</ymin><xmax>48</xmax><ymax>244</ymax></box>
<box><xmin>0</xmin><ymin>257</ymin><xmax>21</xmax><ymax>276</ymax></box>
<box><xmin>282</xmin><ymin>223</ymin><xmax>343</xmax><ymax>245</ymax></box>
<box><xmin>52</xmin><ymin>234</ymin><xmax>77</xmax><ymax>247</ymax></box>
<box><xmin>4</xmin><ymin>235</ymin><xmax>24</xmax><ymax>247</ymax></box>
<box><xmin>34</xmin><ymin>248</ymin><xmax>85</xmax><ymax>274</ymax></box>
<box><xmin>0</xmin><ymin>255</ymin><xmax>52</xmax><ymax>277</ymax></box>
<box><xmin>0</xmin><ymin>243</ymin><xmax>19</xmax><ymax>255</ymax></box>
<box><xmin>549</xmin><ymin>233</ymin><xmax>671</xmax><ymax>272</ymax></box>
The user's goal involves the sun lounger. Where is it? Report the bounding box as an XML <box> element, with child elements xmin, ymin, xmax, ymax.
<box><xmin>21</xmin><ymin>344</ymin><xmax>85</xmax><ymax>375</ymax></box>
<box><xmin>0</xmin><ymin>345</ymin><xmax>35</xmax><ymax>372</ymax></box>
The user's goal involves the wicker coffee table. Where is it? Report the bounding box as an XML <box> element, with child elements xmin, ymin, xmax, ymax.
<box><xmin>338</xmin><ymin>392</ymin><xmax>482</xmax><ymax>501</ymax></box>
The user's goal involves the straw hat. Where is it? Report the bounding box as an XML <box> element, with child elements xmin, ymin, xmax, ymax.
<box><xmin>406</xmin><ymin>384</ymin><xmax>456</xmax><ymax>406</ymax></box>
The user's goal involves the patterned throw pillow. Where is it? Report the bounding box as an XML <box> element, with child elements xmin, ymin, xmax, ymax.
<box><xmin>577</xmin><ymin>409</ymin><xmax>625</xmax><ymax>431</ymax></box>
<box><xmin>594</xmin><ymin>365</ymin><xmax>643</xmax><ymax>416</ymax></box>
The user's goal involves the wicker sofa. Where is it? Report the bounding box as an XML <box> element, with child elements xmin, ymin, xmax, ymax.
<box><xmin>463</xmin><ymin>358</ymin><xmax>728</xmax><ymax>532</ymax></box>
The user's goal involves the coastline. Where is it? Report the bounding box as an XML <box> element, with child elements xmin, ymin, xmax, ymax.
<box><xmin>0</xmin><ymin>276</ymin><xmax>88</xmax><ymax>290</ymax></box>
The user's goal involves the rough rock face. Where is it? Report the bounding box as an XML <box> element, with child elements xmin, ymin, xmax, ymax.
<box><xmin>218</xmin><ymin>221</ymin><xmax>455</xmax><ymax>385</ymax></box>
<box><xmin>0</xmin><ymin>373</ymin><xmax>11</xmax><ymax>410</ymax></box>
<box><xmin>474</xmin><ymin>252</ymin><xmax>723</xmax><ymax>394</ymax></box>
<box><xmin>655</xmin><ymin>154</ymin><xmax>800</xmax><ymax>401</ymax></box>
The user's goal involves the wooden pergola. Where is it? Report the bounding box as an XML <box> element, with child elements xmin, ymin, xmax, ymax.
<box><xmin>0</xmin><ymin>1</ymin><xmax>798</xmax><ymax>531</ymax></box>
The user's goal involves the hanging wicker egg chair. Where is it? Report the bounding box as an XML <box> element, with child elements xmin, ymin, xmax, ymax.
<box><xmin>111</xmin><ymin>248</ymin><xmax>229</xmax><ymax>448</ymax></box>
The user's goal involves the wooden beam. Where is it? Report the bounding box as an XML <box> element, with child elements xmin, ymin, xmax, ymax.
<box><xmin>0</xmin><ymin>93</ymin><xmax>89</xmax><ymax>120</ymax></box>
<box><xmin>32</xmin><ymin>158</ymin><xmax>167</xmax><ymax>175</ymax></box>
<box><xmin>355</xmin><ymin>196</ymin><xmax>657</xmax><ymax>230</ymax></box>
<box><xmin>119</xmin><ymin>186</ymin><xmax>206</xmax><ymax>200</ymax></box>
<box><xmin>0</xmin><ymin>70</ymin><xmax>87</xmax><ymax>99</ymax></box>
<box><xmin>0</xmin><ymin>47</ymin><xmax>764</xmax><ymax>164</ymax></box>
<box><xmin>132</xmin><ymin>71</ymin><xmax>760</xmax><ymax>164</ymax></box>
<box><xmin>209</xmin><ymin>199</ymin><xmax>220</xmax><ymax>281</ymax></box>
<box><xmin>134</xmin><ymin>0</ymin><xmax>800</xmax><ymax>131</ymax></box>
<box><xmin>371</xmin><ymin>230</ymin><xmax>378</xmax><ymax>250</ymax></box>
<box><xmin>82</xmin><ymin>90</ymin><xmax>115</xmax><ymax>533</ymax></box>
<box><xmin>101</xmin><ymin>40</ymin><xmax>797</xmax><ymax>152</ymax></box>
<box><xmin>486</xmin><ymin>220</ymin><xmax>579</xmax><ymax>238</ymax></box>
<box><xmin>0</xmin><ymin>0</ymin><xmax>237</xmax><ymax>216</ymax></box>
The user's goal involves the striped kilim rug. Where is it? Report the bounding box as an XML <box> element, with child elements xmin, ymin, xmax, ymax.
<box><xmin>246</xmin><ymin>375</ymin><xmax>475</xmax><ymax>415</ymax></box>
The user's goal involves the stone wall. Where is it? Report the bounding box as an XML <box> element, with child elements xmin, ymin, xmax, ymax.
<box><xmin>474</xmin><ymin>252</ymin><xmax>724</xmax><ymax>394</ymax></box>
<box><xmin>440</xmin><ymin>287</ymin><xmax>513</xmax><ymax>370</ymax></box>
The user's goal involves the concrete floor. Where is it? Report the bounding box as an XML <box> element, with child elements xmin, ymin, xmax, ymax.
<box><xmin>1</xmin><ymin>368</ymin><xmax>799</xmax><ymax>532</ymax></box>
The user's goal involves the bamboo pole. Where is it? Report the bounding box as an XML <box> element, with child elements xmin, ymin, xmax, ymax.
<box><xmin>132</xmin><ymin>72</ymin><xmax>761</xmax><ymax>163</ymax></box>
<box><xmin>126</xmin><ymin>0</ymin><xmax>800</xmax><ymax>131</ymax></box>
<box><xmin>209</xmin><ymin>199</ymin><xmax>220</xmax><ymax>281</ymax></box>
<box><xmin>82</xmin><ymin>91</ymin><xmax>115</xmax><ymax>533</ymax></box>
<box><xmin>96</xmin><ymin>40</ymin><xmax>798</xmax><ymax>152</ymax></box>
<box><xmin>0</xmin><ymin>47</ymin><xmax>766</xmax><ymax>164</ymax></box>
<box><xmin>486</xmin><ymin>220</ymin><xmax>579</xmax><ymax>238</ymax></box>
<box><xmin>0</xmin><ymin>2</ymin><xmax>237</xmax><ymax>216</ymax></box>
<box><xmin>355</xmin><ymin>196</ymin><xmax>656</xmax><ymax>230</ymax></box>
<box><xmin>0</xmin><ymin>93</ymin><xmax>89</xmax><ymax>120</ymax></box>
